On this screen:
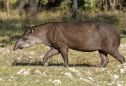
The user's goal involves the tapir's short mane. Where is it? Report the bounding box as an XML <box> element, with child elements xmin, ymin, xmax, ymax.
<box><xmin>32</xmin><ymin>22</ymin><xmax>58</xmax><ymax>27</ymax></box>
<box><xmin>30</xmin><ymin>21</ymin><xmax>99</xmax><ymax>28</ymax></box>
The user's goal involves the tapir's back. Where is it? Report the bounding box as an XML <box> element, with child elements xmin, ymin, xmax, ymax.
<box><xmin>48</xmin><ymin>22</ymin><xmax>120</xmax><ymax>51</ymax></box>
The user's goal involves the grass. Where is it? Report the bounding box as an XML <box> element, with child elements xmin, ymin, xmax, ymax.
<box><xmin>0</xmin><ymin>43</ymin><xmax>126</xmax><ymax>86</ymax></box>
<box><xmin>0</xmin><ymin>10</ymin><xmax>126</xmax><ymax>86</ymax></box>
<box><xmin>0</xmin><ymin>62</ymin><xmax>126</xmax><ymax>86</ymax></box>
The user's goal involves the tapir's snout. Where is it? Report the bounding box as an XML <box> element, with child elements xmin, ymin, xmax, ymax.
<box><xmin>13</xmin><ymin>48</ymin><xmax>16</xmax><ymax>51</ymax></box>
<box><xmin>13</xmin><ymin>40</ymin><xmax>21</xmax><ymax>51</ymax></box>
<box><xmin>13</xmin><ymin>37</ymin><xmax>33</xmax><ymax>51</ymax></box>
<box><xmin>13</xmin><ymin>44</ymin><xmax>18</xmax><ymax>51</ymax></box>
<box><xmin>13</xmin><ymin>44</ymin><xmax>24</xmax><ymax>51</ymax></box>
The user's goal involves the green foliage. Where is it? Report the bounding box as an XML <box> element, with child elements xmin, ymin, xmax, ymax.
<box><xmin>0</xmin><ymin>10</ymin><xmax>126</xmax><ymax>46</ymax></box>
<box><xmin>41</xmin><ymin>0</ymin><xmax>48</xmax><ymax>5</ymax></box>
<box><xmin>37</xmin><ymin>0</ymin><xmax>48</xmax><ymax>5</ymax></box>
<box><xmin>59</xmin><ymin>0</ymin><xmax>72</xmax><ymax>11</ymax></box>
<box><xmin>83</xmin><ymin>0</ymin><xmax>98</xmax><ymax>11</ymax></box>
<box><xmin>0</xmin><ymin>0</ymin><xmax>126</xmax><ymax>46</ymax></box>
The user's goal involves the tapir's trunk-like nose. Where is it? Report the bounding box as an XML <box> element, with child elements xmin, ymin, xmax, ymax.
<box><xmin>13</xmin><ymin>44</ymin><xmax>17</xmax><ymax>51</ymax></box>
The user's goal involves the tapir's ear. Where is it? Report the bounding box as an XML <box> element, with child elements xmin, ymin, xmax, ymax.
<box><xmin>30</xmin><ymin>25</ymin><xmax>35</xmax><ymax>34</ymax></box>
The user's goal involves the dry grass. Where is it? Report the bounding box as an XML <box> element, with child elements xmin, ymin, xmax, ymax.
<box><xmin>0</xmin><ymin>43</ymin><xmax>126</xmax><ymax>86</ymax></box>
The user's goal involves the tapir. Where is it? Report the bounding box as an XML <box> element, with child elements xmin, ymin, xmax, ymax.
<box><xmin>13</xmin><ymin>22</ymin><xmax>125</xmax><ymax>67</ymax></box>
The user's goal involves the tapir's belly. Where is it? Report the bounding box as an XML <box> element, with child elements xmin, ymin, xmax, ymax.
<box><xmin>67</xmin><ymin>39</ymin><xmax>101</xmax><ymax>52</ymax></box>
<box><xmin>64</xmin><ymin>34</ymin><xmax>103</xmax><ymax>52</ymax></box>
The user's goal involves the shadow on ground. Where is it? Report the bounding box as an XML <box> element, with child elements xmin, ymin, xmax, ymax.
<box><xmin>12</xmin><ymin>61</ymin><xmax>97</xmax><ymax>67</ymax></box>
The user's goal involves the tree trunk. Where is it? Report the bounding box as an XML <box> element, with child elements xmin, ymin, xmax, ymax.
<box><xmin>109</xmin><ymin>0</ymin><xmax>116</xmax><ymax>11</ymax></box>
<box><xmin>6</xmin><ymin>1</ymin><xmax>10</xmax><ymax>15</ymax></box>
<box><xmin>98</xmin><ymin>0</ymin><xmax>125</xmax><ymax>11</ymax></box>
<box><xmin>117</xmin><ymin>0</ymin><xmax>124</xmax><ymax>10</ymax></box>
<box><xmin>3</xmin><ymin>0</ymin><xmax>11</xmax><ymax>15</ymax></box>
<box><xmin>29</xmin><ymin>0</ymin><xmax>37</xmax><ymax>15</ymax></box>
<box><xmin>90</xmin><ymin>0</ymin><xmax>93</xmax><ymax>7</ymax></box>
<box><xmin>38</xmin><ymin>0</ymin><xmax>41</xmax><ymax>12</ymax></box>
<box><xmin>17</xmin><ymin>0</ymin><xmax>29</xmax><ymax>15</ymax></box>
<box><xmin>72</xmin><ymin>0</ymin><xmax>78</xmax><ymax>18</ymax></box>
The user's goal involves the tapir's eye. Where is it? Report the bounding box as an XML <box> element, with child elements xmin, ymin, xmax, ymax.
<box><xmin>23</xmin><ymin>38</ymin><xmax>28</xmax><ymax>41</ymax></box>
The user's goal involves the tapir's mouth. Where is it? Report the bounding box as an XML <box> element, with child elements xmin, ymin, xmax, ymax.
<box><xmin>19</xmin><ymin>46</ymin><xmax>23</xmax><ymax>49</ymax></box>
<box><xmin>13</xmin><ymin>46</ymin><xmax>24</xmax><ymax>51</ymax></box>
<box><xmin>13</xmin><ymin>48</ymin><xmax>16</xmax><ymax>51</ymax></box>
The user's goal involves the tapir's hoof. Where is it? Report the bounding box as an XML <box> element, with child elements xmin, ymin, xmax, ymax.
<box><xmin>64</xmin><ymin>64</ymin><xmax>69</xmax><ymax>67</ymax></box>
<box><xmin>98</xmin><ymin>64</ymin><xmax>106</xmax><ymax>68</ymax></box>
<box><xmin>43</xmin><ymin>63</ymin><xmax>49</xmax><ymax>66</ymax></box>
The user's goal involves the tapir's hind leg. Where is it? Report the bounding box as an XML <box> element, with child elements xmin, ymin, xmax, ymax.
<box><xmin>98</xmin><ymin>50</ymin><xmax>109</xmax><ymax>67</ymax></box>
<box><xmin>109</xmin><ymin>50</ymin><xmax>125</xmax><ymax>64</ymax></box>
<box><xmin>59</xmin><ymin>46</ymin><xmax>69</xmax><ymax>67</ymax></box>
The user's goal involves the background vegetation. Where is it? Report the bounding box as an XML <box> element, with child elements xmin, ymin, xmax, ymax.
<box><xmin>0</xmin><ymin>0</ymin><xmax>126</xmax><ymax>46</ymax></box>
<box><xmin>0</xmin><ymin>0</ymin><xmax>126</xmax><ymax>86</ymax></box>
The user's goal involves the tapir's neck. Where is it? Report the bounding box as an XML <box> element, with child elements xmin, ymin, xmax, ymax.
<box><xmin>34</xmin><ymin>24</ymin><xmax>51</xmax><ymax>46</ymax></box>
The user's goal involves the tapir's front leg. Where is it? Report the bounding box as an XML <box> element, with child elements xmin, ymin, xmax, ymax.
<box><xmin>43</xmin><ymin>47</ymin><xmax>59</xmax><ymax>66</ymax></box>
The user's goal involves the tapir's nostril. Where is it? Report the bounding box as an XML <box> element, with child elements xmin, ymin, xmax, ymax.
<box><xmin>13</xmin><ymin>46</ymin><xmax>23</xmax><ymax>51</ymax></box>
<box><xmin>19</xmin><ymin>46</ymin><xmax>23</xmax><ymax>49</ymax></box>
<box><xmin>13</xmin><ymin>48</ymin><xmax>16</xmax><ymax>51</ymax></box>
<box><xmin>13</xmin><ymin>45</ymin><xmax>19</xmax><ymax>51</ymax></box>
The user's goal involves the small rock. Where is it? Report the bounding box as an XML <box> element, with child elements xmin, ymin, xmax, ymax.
<box><xmin>30</xmin><ymin>51</ymin><xmax>36</xmax><ymax>55</ymax></box>
<box><xmin>34</xmin><ymin>69</ymin><xmax>42</xmax><ymax>75</ymax></box>
<box><xmin>64</xmin><ymin>72</ymin><xmax>74</xmax><ymax>80</ymax></box>
<box><xmin>17</xmin><ymin>69</ymin><xmax>30</xmax><ymax>75</ymax></box>
<box><xmin>116</xmin><ymin>82</ymin><xmax>122</xmax><ymax>86</ymax></box>
<box><xmin>48</xmin><ymin>79</ymin><xmax>52</xmax><ymax>82</ymax></box>
<box><xmin>69</xmin><ymin>68</ymin><xmax>81</xmax><ymax>76</ymax></box>
<box><xmin>53</xmin><ymin>80</ymin><xmax>62</xmax><ymax>85</ymax></box>
<box><xmin>0</xmin><ymin>78</ymin><xmax>3</xmax><ymax>81</ymax></box>
<box><xmin>120</xmin><ymin>68</ymin><xmax>126</xmax><ymax>74</ymax></box>
<box><xmin>101</xmin><ymin>68</ymin><xmax>107</xmax><ymax>71</ymax></box>
<box><xmin>42</xmin><ymin>72</ymin><xmax>47</xmax><ymax>76</ymax></box>
<box><xmin>113</xmin><ymin>74</ymin><xmax>119</xmax><ymax>80</ymax></box>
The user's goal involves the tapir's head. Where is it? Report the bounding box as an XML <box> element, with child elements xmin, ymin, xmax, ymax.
<box><xmin>13</xmin><ymin>25</ymin><xmax>39</xmax><ymax>50</ymax></box>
